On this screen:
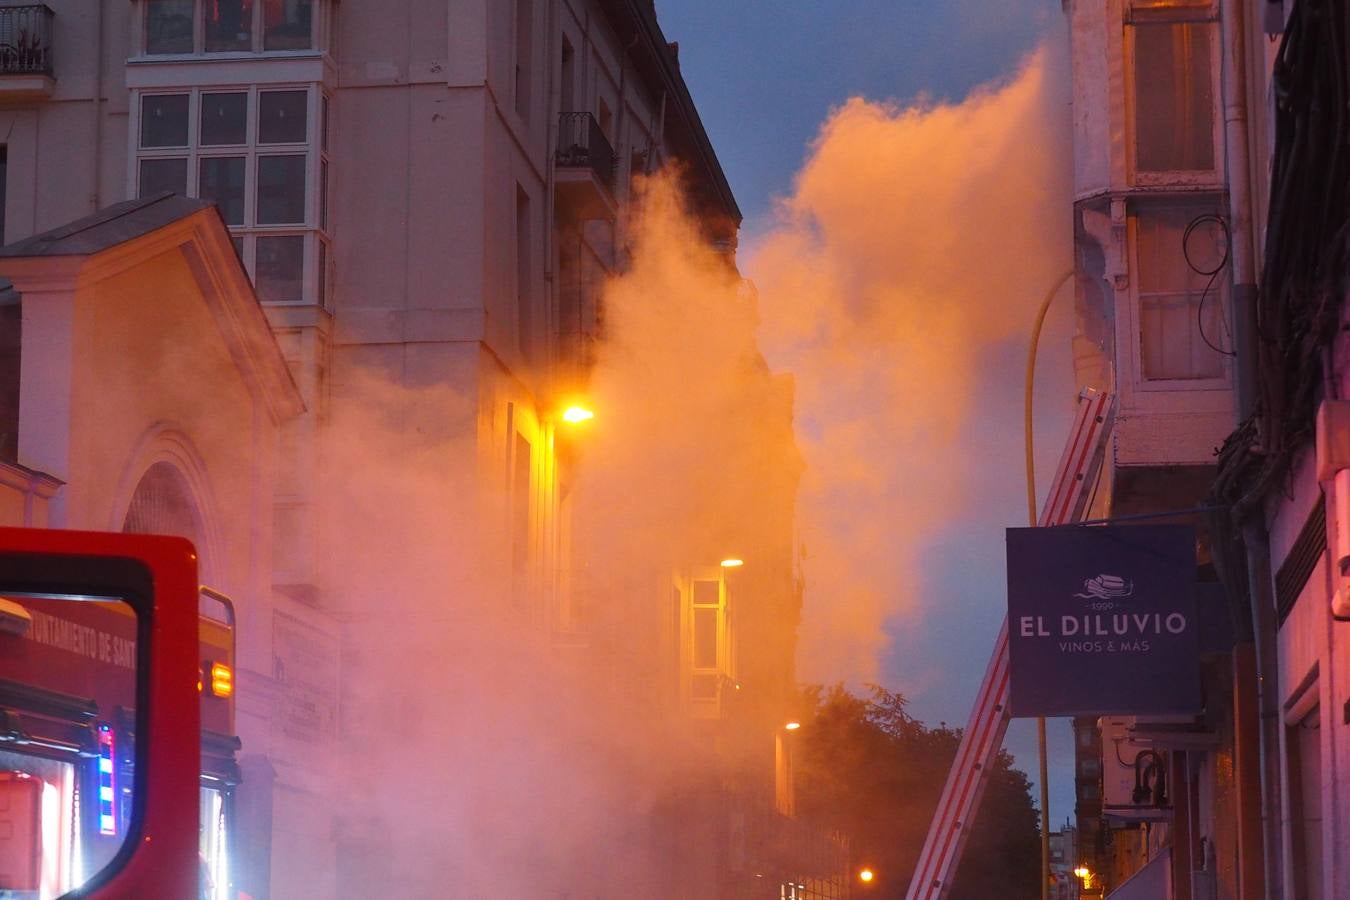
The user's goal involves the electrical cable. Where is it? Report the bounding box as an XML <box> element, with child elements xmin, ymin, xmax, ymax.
<box><xmin>1182</xmin><ymin>213</ymin><xmax>1237</xmax><ymax>358</ymax></box>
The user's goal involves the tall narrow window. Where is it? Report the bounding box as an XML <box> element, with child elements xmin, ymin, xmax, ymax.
<box><xmin>511</xmin><ymin>432</ymin><xmax>531</xmax><ymax>576</ymax></box>
<box><xmin>516</xmin><ymin>186</ymin><xmax>533</xmax><ymax>362</ymax></box>
<box><xmin>690</xmin><ymin>579</ymin><xmax>722</xmax><ymax>701</ymax></box>
<box><xmin>1130</xmin><ymin>16</ymin><xmax>1215</xmax><ymax>174</ymax></box>
<box><xmin>514</xmin><ymin>0</ymin><xmax>533</xmax><ymax>119</ymax></box>
<box><xmin>1288</xmin><ymin>705</ymin><xmax>1323</xmax><ymax>900</ymax></box>
<box><xmin>1134</xmin><ymin>205</ymin><xmax>1227</xmax><ymax>381</ymax></box>
<box><xmin>560</xmin><ymin>38</ymin><xmax>575</xmax><ymax>113</ymax></box>
<box><xmin>0</xmin><ymin>281</ymin><xmax>18</xmax><ymax>463</ymax></box>
<box><xmin>0</xmin><ymin>145</ymin><xmax>8</xmax><ymax>244</ymax></box>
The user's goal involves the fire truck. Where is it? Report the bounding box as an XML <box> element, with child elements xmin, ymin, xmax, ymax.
<box><xmin>0</xmin><ymin>527</ymin><xmax>230</xmax><ymax>899</ymax></box>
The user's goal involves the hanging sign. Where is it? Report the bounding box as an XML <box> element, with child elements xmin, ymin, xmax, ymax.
<box><xmin>1006</xmin><ymin>524</ymin><xmax>1201</xmax><ymax>717</ymax></box>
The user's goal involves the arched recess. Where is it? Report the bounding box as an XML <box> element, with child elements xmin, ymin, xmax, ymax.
<box><xmin>110</xmin><ymin>424</ymin><xmax>223</xmax><ymax>586</ymax></box>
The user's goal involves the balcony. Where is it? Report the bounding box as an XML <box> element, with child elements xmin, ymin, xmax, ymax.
<box><xmin>0</xmin><ymin>4</ymin><xmax>54</xmax><ymax>99</ymax></box>
<box><xmin>555</xmin><ymin>112</ymin><xmax>616</xmax><ymax>220</ymax></box>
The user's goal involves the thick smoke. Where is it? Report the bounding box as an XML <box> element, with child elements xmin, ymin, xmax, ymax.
<box><xmin>307</xmin><ymin>43</ymin><xmax>1073</xmax><ymax>894</ymax></box>
<box><xmin>749</xmin><ymin>46</ymin><xmax>1074</xmax><ymax>686</ymax></box>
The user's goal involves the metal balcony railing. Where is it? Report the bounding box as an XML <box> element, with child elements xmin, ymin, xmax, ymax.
<box><xmin>556</xmin><ymin>112</ymin><xmax>616</xmax><ymax>191</ymax></box>
<box><xmin>0</xmin><ymin>5</ymin><xmax>53</xmax><ymax>76</ymax></box>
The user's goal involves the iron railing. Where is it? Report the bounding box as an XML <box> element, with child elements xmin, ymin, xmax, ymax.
<box><xmin>556</xmin><ymin>112</ymin><xmax>616</xmax><ymax>190</ymax></box>
<box><xmin>0</xmin><ymin>4</ymin><xmax>53</xmax><ymax>76</ymax></box>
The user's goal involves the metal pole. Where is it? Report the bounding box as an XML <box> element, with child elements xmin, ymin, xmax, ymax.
<box><xmin>1025</xmin><ymin>269</ymin><xmax>1073</xmax><ymax>900</ymax></box>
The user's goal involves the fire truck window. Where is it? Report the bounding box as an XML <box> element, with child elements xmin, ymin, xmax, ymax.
<box><xmin>0</xmin><ymin>592</ymin><xmax>140</xmax><ymax>898</ymax></box>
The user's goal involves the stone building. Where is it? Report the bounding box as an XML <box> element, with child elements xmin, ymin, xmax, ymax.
<box><xmin>0</xmin><ymin>1</ymin><xmax>811</xmax><ymax>896</ymax></box>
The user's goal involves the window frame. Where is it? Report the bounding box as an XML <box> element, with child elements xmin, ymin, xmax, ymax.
<box><xmin>130</xmin><ymin>84</ymin><xmax>331</xmax><ymax>308</ymax></box>
<box><xmin>1123</xmin><ymin>0</ymin><xmax>1223</xmax><ymax>187</ymax></box>
<box><xmin>136</xmin><ymin>0</ymin><xmax>326</xmax><ymax>59</ymax></box>
<box><xmin>1124</xmin><ymin>199</ymin><xmax>1234</xmax><ymax>392</ymax></box>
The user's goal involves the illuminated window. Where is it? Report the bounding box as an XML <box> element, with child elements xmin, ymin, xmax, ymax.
<box><xmin>133</xmin><ymin>86</ymin><xmax>332</xmax><ymax>308</ymax></box>
<box><xmin>683</xmin><ymin>574</ymin><xmax>732</xmax><ymax>714</ymax></box>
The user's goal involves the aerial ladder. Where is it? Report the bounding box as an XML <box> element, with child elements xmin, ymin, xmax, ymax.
<box><xmin>905</xmin><ymin>388</ymin><xmax>1115</xmax><ymax>900</ymax></box>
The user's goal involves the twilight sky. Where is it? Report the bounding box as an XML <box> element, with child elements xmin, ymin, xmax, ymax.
<box><xmin>654</xmin><ymin>0</ymin><xmax>1080</xmax><ymax>830</ymax></box>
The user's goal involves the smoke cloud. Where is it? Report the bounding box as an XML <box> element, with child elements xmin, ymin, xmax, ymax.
<box><xmin>748</xmin><ymin>46</ymin><xmax>1074</xmax><ymax>686</ymax></box>
<box><xmin>304</xmin><ymin>41</ymin><xmax>1074</xmax><ymax>894</ymax></box>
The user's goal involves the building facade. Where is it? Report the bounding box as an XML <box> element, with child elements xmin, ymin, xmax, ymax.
<box><xmin>1062</xmin><ymin>0</ymin><xmax>1350</xmax><ymax>897</ymax></box>
<box><xmin>0</xmin><ymin>1</ymin><xmax>811</xmax><ymax>897</ymax></box>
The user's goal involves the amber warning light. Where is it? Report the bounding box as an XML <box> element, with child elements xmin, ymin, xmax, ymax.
<box><xmin>207</xmin><ymin>661</ymin><xmax>233</xmax><ymax>698</ymax></box>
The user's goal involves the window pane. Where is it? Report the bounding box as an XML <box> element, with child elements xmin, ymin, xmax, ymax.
<box><xmin>139</xmin><ymin>157</ymin><xmax>187</xmax><ymax>198</ymax></box>
<box><xmin>692</xmin><ymin>580</ymin><xmax>719</xmax><ymax>606</ymax></box>
<box><xmin>1136</xmin><ymin>208</ymin><xmax>1226</xmax><ymax>380</ymax></box>
<box><xmin>693</xmin><ymin>607</ymin><xmax>718</xmax><ymax>670</ymax></box>
<box><xmin>256</xmin><ymin>155</ymin><xmax>307</xmax><ymax>224</ymax></box>
<box><xmin>321</xmin><ymin>94</ymin><xmax>330</xmax><ymax>152</ymax></box>
<box><xmin>1133</xmin><ymin>22</ymin><xmax>1215</xmax><ymax>172</ymax></box>
<box><xmin>140</xmin><ymin>94</ymin><xmax>189</xmax><ymax>148</ymax></box>
<box><xmin>319</xmin><ymin>160</ymin><xmax>328</xmax><ymax>229</ymax></box>
<box><xmin>0</xmin><ymin>592</ymin><xmax>141</xmax><ymax>894</ymax></box>
<box><xmin>200</xmin><ymin>93</ymin><xmax>248</xmax><ymax>146</ymax></box>
<box><xmin>264</xmin><ymin>0</ymin><xmax>313</xmax><ymax>50</ymax></box>
<box><xmin>259</xmin><ymin>91</ymin><xmax>308</xmax><ymax>144</ymax></box>
<box><xmin>199</xmin><ymin>157</ymin><xmax>246</xmax><ymax>226</ymax></box>
<box><xmin>231</xmin><ymin>235</ymin><xmax>245</xmax><ymax>262</ymax></box>
<box><xmin>255</xmin><ymin>235</ymin><xmax>304</xmax><ymax>302</ymax></box>
<box><xmin>205</xmin><ymin>0</ymin><xmax>254</xmax><ymax>52</ymax></box>
<box><xmin>145</xmin><ymin>0</ymin><xmax>195</xmax><ymax>54</ymax></box>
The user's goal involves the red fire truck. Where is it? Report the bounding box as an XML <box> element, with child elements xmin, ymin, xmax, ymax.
<box><xmin>0</xmin><ymin>527</ymin><xmax>228</xmax><ymax>899</ymax></box>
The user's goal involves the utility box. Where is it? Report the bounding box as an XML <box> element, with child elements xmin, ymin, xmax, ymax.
<box><xmin>1099</xmin><ymin>717</ymin><xmax>1172</xmax><ymax>821</ymax></box>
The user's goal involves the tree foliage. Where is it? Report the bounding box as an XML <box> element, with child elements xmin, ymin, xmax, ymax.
<box><xmin>794</xmin><ymin>684</ymin><xmax>1040</xmax><ymax>899</ymax></box>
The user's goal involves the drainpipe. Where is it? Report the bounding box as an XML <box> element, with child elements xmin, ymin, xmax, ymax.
<box><xmin>1222</xmin><ymin>0</ymin><xmax>1280</xmax><ymax>895</ymax></box>
<box><xmin>90</xmin><ymin>0</ymin><xmax>105</xmax><ymax>210</ymax></box>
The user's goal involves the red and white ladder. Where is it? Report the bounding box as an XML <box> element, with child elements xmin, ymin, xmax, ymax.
<box><xmin>904</xmin><ymin>388</ymin><xmax>1115</xmax><ymax>900</ymax></box>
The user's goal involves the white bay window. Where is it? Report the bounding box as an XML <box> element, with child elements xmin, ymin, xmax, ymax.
<box><xmin>133</xmin><ymin>85</ymin><xmax>331</xmax><ymax>307</ymax></box>
<box><xmin>141</xmin><ymin>0</ymin><xmax>324</xmax><ymax>57</ymax></box>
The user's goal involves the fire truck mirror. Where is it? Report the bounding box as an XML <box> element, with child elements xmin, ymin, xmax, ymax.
<box><xmin>0</xmin><ymin>591</ymin><xmax>140</xmax><ymax>897</ymax></box>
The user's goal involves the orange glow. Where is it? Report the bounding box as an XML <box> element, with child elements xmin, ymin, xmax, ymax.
<box><xmin>209</xmin><ymin>661</ymin><xmax>233</xmax><ymax>698</ymax></box>
<box><xmin>719</xmin><ymin>558</ymin><xmax>744</xmax><ymax>568</ymax></box>
<box><xmin>561</xmin><ymin>405</ymin><xmax>594</xmax><ymax>423</ymax></box>
<box><xmin>784</xmin><ymin>721</ymin><xmax>801</xmax><ymax>731</ymax></box>
<box><xmin>859</xmin><ymin>868</ymin><xmax>874</xmax><ymax>883</ymax></box>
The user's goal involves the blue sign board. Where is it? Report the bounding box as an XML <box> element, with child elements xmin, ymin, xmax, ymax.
<box><xmin>1006</xmin><ymin>524</ymin><xmax>1201</xmax><ymax>717</ymax></box>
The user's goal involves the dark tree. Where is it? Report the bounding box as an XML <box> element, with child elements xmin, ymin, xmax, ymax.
<box><xmin>794</xmin><ymin>685</ymin><xmax>1040</xmax><ymax>899</ymax></box>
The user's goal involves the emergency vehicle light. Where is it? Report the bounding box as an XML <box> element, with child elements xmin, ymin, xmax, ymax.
<box><xmin>208</xmin><ymin>661</ymin><xmax>233</xmax><ymax>698</ymax></box>
<box><xmin>96</xmin><ymin>723</ymin><xmax>116</xmax><ymax>836</ymax></box>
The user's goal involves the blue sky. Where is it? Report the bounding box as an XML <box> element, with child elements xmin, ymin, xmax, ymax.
<box><xmin>655</xmin><ymin>0</ymin><xmax>1063</xmax><ymax>229</ymax></box>
<box><xmin>654</xmin><ymin>0</ymin><xmax>1079</xmax><ymax>831</ymax></box>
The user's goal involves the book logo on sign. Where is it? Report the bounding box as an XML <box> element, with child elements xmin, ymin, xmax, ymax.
<box><xmin>1074</xmin><ymin>574</ymin><xmax>1133</xmax><ymax>605</ymax></box>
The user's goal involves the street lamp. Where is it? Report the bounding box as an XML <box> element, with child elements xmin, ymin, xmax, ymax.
<box><xmin>561</xmin><ymin>405</ymin><xmax>594</xmax><ymax>423</ymax></box>
<box><xmin>719</xmin><ymin>558</ymin><xmax>744</xmax><ymax>568</ymax></box>
<box><xmin>784</xmin><ymin>721</ymin><xmax>801</xmax><ymax>731</ymax></box>
<box><xmin>858</xmin><ymin>867</ymin><xmax>875</xmax><ymax>884</ymax></box>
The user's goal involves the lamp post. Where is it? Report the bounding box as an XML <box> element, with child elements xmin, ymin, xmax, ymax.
<box><xmin>1025</xmin><ymin>269</ymin><xmax>1074</xmax><ymax>900</ymax></box>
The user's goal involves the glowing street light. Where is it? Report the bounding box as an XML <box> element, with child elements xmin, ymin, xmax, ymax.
<box><xmin>858</xmin><ymin>867</ymin><xmax>875</xmax><ymax>884</ymax></box>
<box><xmin>784</xmin><ymin>721</ymin><xmax>801</xmax><ymax>731</ymax></box>
<box><xmin>719</xmin><ymin>558</ymin><xmax>744</xmax><ymax>568</ymax></box>
<box><xmin>561</xmin><ymin>405</ymin><xmax>594</xmax><ymax>423</ymax></box>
